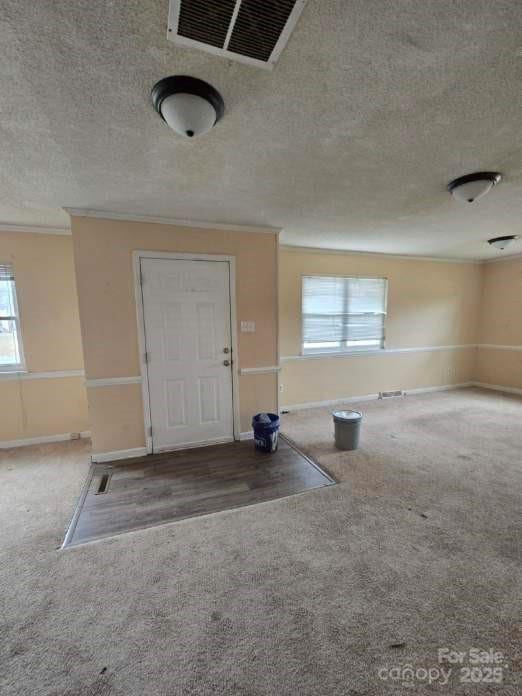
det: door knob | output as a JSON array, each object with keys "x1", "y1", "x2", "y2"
[
  {"x1": 223, "y1": 360, "x2": 231, "y2": 367},
  {"x1": 223, "y1": 347, "x2": 230, "y2": 354}
]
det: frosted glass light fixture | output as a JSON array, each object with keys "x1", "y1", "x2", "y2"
[
  {"x1": 151, "y1": 75, "x2": 224, "y2": 138},
  {"x1": 448, "y1": 172, "x2": 502, "y2": 203},
  {"x1": 487, "y1": 235, "x2": 518, "y2": 250}
]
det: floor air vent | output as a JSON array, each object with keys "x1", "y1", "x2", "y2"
[
  {"x1": 379, "y1": 390, "x2": 404, "y2": 399},
  {"x1": 168, "y1": 0, "x2": 308, "y2": 69},
  {"x1": 95, "y1": 473, "x2": 112, "y2": 495}
]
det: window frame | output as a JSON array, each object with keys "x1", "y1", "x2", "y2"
[
  {"x1": 0, "y1": 265, "x2": 26, "y2": 373},
  {"x1": 300, "y1": 274, "x2": 388, "y2": 357}
]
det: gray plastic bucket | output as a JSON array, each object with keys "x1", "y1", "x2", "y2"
[{"x1": 332, "y1": 410, "x2": 362, "y2": 450}]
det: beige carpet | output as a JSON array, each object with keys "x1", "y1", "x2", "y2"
[{"x1": 0, "y1": 388, "x2": 520, "y2": 695}]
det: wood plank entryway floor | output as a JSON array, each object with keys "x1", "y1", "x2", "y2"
[{"x1": 62, "y1": 435, "x2": 335, "y2": 547}]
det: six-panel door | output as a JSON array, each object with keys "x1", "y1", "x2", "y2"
[{"x1": 140, "y1": 258, "x2": 234, "y2": 451}]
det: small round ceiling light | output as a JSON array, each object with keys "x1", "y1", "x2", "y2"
[
  {"x1": 448, "y1": 172, "x2": 502, "y2": 203},
  {"x1": 151, "y1": 75, "x2": 224, "y2": 138},
  {"x1": 487, "y1": 235, "x2": 518, "y2": 251}
]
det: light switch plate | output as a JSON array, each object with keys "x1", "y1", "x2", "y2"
[{"x1": 240, "y1": 321, "x2": 256, "y2": 333}]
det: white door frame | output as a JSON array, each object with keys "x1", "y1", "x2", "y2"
[{"x1": 133, "y1": 250, "x2": 241, "y2": 454}]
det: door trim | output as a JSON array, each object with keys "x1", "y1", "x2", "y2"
[{"x1": 133, "y1": 251, "x2": 241, "y2": 454}]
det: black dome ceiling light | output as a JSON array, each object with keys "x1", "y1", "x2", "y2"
[
  {"x1": 151, "y1": 75, "x2": 224, "y2": 138},
  {"x1": 448, "y1": 172, "x2": 502, "y2": 203},
  {"x1": 487, "y1": 235, "x2": 519, "y2": 251}
]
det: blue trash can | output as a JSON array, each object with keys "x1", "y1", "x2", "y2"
[{"x1": 252, "y1": 413, "x2": 280, "y2": 453}]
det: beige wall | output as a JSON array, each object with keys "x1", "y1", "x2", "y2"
[
  {"x1": 3, "y1": 223, "x2": 518, "y2": 449},
  {"x1": 0, "y1": 231, "x2": 88, "y2": 442},
  {"x1": 476, "y1": 256, "x2": 522, "y2": 390},
  {"x1": 71, "y1": 216, "x2": 279, "y2": 453},
  {"x1": 279, "y1": 247, "x2": 483, "y2": 406}
]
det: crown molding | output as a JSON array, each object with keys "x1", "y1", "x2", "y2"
[
  {"x1": 282, "y1": 243, "x2": 522, "y2": 264},
  {"x1": 279, "y1": 244, "x2": 482, "y2": 264},
  {"x1": 483, "y1": 251, "x2": 522, "y2": 264},
  {"x1": 64, "y1": 208, "x2": 281, "y2": 235},
  {"x1": 0, "y1": 223, "x2": 71, "y2": 236},
  {"x1": 2, "y1": 216, "x2": 518, "y2": 262}
]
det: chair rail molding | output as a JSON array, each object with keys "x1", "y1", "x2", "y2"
[
  {"x1": 0, "y1": 369, "x2": 84, "y2": 381},
  {"x1": 281, "y1": 344, "x2": 477, "y2": 362},
  {"x1": 85, "y1": 376, "x2": 142, "y2": 388}
]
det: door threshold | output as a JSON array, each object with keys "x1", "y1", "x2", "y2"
[{"x1": 153, "y1": 436, "x2": 235, "y2": 454}]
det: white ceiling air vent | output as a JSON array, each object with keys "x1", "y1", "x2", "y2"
[{"x1": 168, "y1": 0, "x2": 308, "y2": 69}]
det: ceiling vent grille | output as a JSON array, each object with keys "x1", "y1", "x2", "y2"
[
  {"x1": 178, "y1": 0, "x2": 236, "y2": 49},
  {"x1": 168, "y1": 0, "x2": 308, "y2": 69}
]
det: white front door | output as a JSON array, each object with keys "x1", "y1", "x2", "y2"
[{"x1": 140, "y1": 257, "x2": 234, "y2": 452}]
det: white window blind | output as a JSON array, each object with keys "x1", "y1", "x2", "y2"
[
  {"x1": 302, "y1": 276, "x2": 387, "y2": 354},
  {"x1": 0, "y1": 263, "x2": 25, "y2": 370}
]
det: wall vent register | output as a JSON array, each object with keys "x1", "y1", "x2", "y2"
[
  {"x1": 168, "y1": 0, "x2": 308, "y2": 69},
  {"x1": 379, "y1": 390, "x2": 404, "y2": 399}
]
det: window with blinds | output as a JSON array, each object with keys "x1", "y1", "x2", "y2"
[
  {"x1": 0, "y1": 264, "x2": 25, "y2": 370},
  {"x1": 302, "y1": 276, "x2": 387, "y2": 354}
]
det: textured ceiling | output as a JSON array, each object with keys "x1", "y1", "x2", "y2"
[{"x1": 1, "y1": 1, "x2": 522, "y2": 259}]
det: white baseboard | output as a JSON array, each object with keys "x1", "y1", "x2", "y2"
[
  {"x1": 91, "y1": 446, "x2": 148, "y2": 463},
  {"x1": 404, "y1": 382, "x2": 474, "y2": 395},
  {"x1": 92, "y1": 435, "x2": 257, "y2": 460},
  {"x1": 281, "y1": 382, "x2": 478, "y2": 412},
  {"x1": 0, "y1": 430, "x2": 91, "y2": 449},
  {"x1": 281, "y1": 393, "x2": 380, "y2": 412},
  {"x1": 472, "y1": 382, "x2": 522, "y2": 396}
]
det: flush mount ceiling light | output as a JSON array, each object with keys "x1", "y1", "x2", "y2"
[
  {"x1": 151, "y1": 75, "x2": 224, "y2": 138},
  {"x1": 448, "y1": 172, "x2": 502, "y2": 203},
  {"x1": 487, "y1": 235, "x2": 519, "y2": 250}
]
